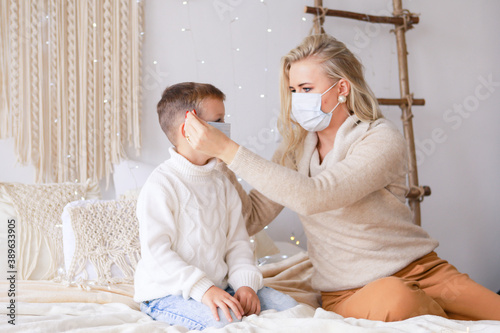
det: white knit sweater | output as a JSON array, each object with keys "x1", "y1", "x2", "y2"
[
  {"x1": 134, "y1": 147, "x2": 263, "y2": 303},
  {"x1": 224, "y1": 115, "x2": 439, "y2": 292}
]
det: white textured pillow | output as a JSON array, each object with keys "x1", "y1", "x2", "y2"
[
  {"x1": 0, "y1": 181, "x2": 100, "y2": 280},
  {"x1": 62, "y1": 199, "x2": 140, "y2": 284}
]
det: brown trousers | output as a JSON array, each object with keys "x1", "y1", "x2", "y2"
[{"x1": 321, "y1": 252, "x2": 500, "y2": 322}]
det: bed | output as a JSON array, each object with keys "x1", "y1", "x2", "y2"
[
  {"x1": 1, "y1": 162, "x2": 499, "y2": 332},
  {"x1": 2, "y1": 254, "x2": 500, "y2": 333}
]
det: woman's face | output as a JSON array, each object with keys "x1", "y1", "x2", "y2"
[{"x1": 289, "y1": 57, "x2": 339, "y2": 114}]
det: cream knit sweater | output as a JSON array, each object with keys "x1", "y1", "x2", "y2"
[
  {"x1": 134, "y1": 148, "x2": 263, "y2": 303},
  {"x1": 224, "y1": 115, "x2": 438, "y2": 292}
]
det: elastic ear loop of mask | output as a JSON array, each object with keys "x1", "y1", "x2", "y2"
[
  {"x1": 327, "y1": 101, "x2": 341, "y2": 114},
  {"x1": 322, "y1": 81, "x2": 341, "y2": 114}
]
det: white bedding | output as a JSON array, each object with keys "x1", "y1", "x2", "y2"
[
  {"x1": 1, "y1": 301, "x2": 500, "y2": 333},
  {"x1": 1, "y1": 252, "x2": 499, "y2": 333}
]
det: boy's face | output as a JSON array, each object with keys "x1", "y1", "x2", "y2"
[
  {"x1": 198, "y1": 97, "x2": 226, "y2": 124},
  {"x1": 177, "y1": 97, "x2": 225, "y2": 165}
]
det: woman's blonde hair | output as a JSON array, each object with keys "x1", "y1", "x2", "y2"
[{"x1": 278, "y1": 34, "x2": 383, "y2": 167}]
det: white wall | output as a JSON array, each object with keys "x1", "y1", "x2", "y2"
[{"x1": 2, "y1": 0, "x2": 499, "y2": 293}]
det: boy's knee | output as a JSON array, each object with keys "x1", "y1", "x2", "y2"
[{"x1": 258, "y1": 287, "x2": 299, "y2": 312}]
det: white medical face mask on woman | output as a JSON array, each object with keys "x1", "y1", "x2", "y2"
[{"x1": 291, "y1": 81, "x2": 342, "y2": 132}]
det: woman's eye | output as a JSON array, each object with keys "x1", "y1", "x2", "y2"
[
  {"x1": 303, "y1": 87, "x2": 312, "y2": 92},
  {"x1": 290, "y1": 88, "x2": 296, "y2": 93}
]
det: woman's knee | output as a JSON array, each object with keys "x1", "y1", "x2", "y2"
[{"x1": 339, "y1": 277, "x2": 445, "y2": 321}]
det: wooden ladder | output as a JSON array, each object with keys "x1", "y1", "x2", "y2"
[{"x1": 305, "y1": 0, "x2": 430, "y2": 226}]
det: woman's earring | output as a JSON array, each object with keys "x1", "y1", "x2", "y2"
[{"x1": 338, "y1": 95, "x2": 347, "y2": 103}]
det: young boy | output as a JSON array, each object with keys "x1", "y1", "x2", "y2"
[{"x1": 134, "y1": 82, "x2": 297, "y2": 330}]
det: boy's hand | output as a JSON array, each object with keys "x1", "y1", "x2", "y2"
[
  {"x1": 234, "y1": 286, "x2": 261, "y2": 316},
  {"x1": 201, "y1": 286, "x2": 244, "y2": 322}
]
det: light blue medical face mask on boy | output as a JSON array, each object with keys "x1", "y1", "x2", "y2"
[
  {"x1": 291, "y1": 81, "x2": 343, "y2": 132},
  {"x1": 207, "y1": 122, "x2": 231, "y2": 139}
]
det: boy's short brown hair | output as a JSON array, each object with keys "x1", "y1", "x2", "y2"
[{"x1": 157, "y1": 82, "x2": 225, "y2": 145}]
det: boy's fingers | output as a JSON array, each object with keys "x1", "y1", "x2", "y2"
[
  {"x1": 239, "y1": 298, "x2": 249, "y2": 315},
  {"x1": 219, "y1": 302, "x2": 233, "y2": 322},
  {"x1": 209, "y1": 303, "x2": 220, "y2": 321},
  {"x1": 235, "y1": 296, "x2": 245, "y2": 316},
  {"x1": 227, "y1": 299, "x2": 243, "y2": 320}
]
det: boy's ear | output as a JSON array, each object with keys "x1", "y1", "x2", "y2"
[{"x1": 180, "y1": 123, "x2": 186, "y2": 138}]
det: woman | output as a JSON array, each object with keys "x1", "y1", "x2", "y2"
[{"x1": 184, "y1": 34, "x2": 500, "y2": 321}]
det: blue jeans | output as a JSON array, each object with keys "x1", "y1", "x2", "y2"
[{"x1": 141, "y1": 286, "x2": 298, "y2": 330}]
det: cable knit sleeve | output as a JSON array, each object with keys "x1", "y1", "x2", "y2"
[
  {"x1": 223, "y1": 178, "x2": 263, "y2": 293},
  {"x1": 135, "y1": 180, "x2": 213, "y2": 302},
  {"x1": 227, "y1": 124, "x2": 407, "y2": 217}
]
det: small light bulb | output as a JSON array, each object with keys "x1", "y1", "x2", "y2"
[
  {"x1": 296, "y1": 240, "x2": 300, "y2": 245},
  {"x1": 267, "y1": 28, "x2": 272, "y2": 32},
  {"x1": 290, "y1": 236, "x2": 295, "y2": 241}
]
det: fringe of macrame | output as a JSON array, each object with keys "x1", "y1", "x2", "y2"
[
  {"x1": 0, "y1": 0, "x2": 144, "y2": 184},
  {"x1": 64, "y1": 199, "x2": 140, "y2": 285}
]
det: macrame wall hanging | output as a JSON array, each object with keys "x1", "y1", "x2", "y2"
[{"x1": 0, "y1": 0, "x2": 144, "y2": 184}]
